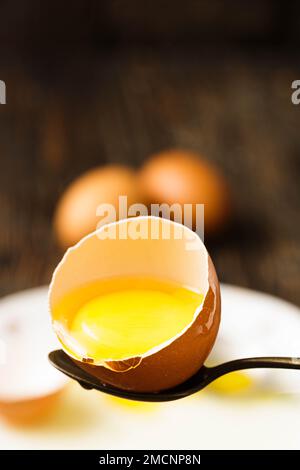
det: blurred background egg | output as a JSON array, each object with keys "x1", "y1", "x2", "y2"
[
  {"x1": 54, "y1": 165, "x2": 145, "y2": 249},
  {"x1": 138, "y1": 149, "x2": 231, "y2": 235}
]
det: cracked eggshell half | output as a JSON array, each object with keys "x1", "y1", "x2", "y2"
[{"x1": 49, "y1": 216, "x2": 221, "y2": 392}]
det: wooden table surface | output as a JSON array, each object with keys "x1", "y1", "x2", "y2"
[{"x1": 0, "y1": 46, "x2": 299, "y2": 306}]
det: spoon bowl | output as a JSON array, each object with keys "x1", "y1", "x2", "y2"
[{"x1": 49, "y1": 350, "x2": 300, "y2": 402}]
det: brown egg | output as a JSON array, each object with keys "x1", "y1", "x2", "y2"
[
  {"x1": 54, "y1": 165, "x2": 144, "y2": 248},
  {"x1": 138, "y1": 149, "x2": 230, "y2": 234},
  {"x1": 49, "y1": 216, "x2": 221, "y2": 393}
]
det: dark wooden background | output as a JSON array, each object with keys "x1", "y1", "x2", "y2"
[{"x1": 0, "y1": 1, "x2": 300, "y2": 306}]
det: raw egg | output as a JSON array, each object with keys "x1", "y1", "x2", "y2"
[
  {"x1": 54, "y1": 165, "x2": 144, "y2": 248},
  {"x1": 49, "y1": 216, "x2": 220, "y2": 392},
  {"x1": 138, "y1": 149, "x2": 230, "y2": 234}
]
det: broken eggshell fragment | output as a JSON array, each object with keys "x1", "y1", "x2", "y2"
[
  {"x1": 49, "y1": 216, "x2": 221, "y2": 392},
  {"x1": 0, "y1": 287, "x2": 68, "y2": 424}
]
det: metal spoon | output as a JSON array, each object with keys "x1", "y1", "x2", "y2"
[{"x1": 49, "y1": 350, "x2": 300, "y2": 402}]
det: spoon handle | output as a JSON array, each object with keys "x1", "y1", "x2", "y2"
[{"x1": 207, "y1": 356, "x2": 300, "y2": 382}]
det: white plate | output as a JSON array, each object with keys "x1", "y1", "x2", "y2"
[{"x1": 0, "y1": 284, "x2": 299, "y2": 450}]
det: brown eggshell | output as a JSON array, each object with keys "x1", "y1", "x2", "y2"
[
  {"x1": 0, "y1": 286, "x2": 68, "y2": 426},
  {"x1": 54, "y1": 164, "x2": 144, "y2": 248},
  {"x1": 74, "y1": 257, "x2": 220, "y2": 392},
  {"x1": 49, "y1": 216, "x2": 221, "y2": 393},
  {"x1": 138, "y1": 149, "x2": 231, "y2": 234},
  {"x1": 0, "y1": 390, "x2": 63, "y2": 425}
]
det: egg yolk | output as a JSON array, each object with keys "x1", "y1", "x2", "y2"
[
  {"x1": 53, "y1": 277, "x2": 203, "y2": 364},
  {"x1": 208, "y1": 371, "x2": 253, "y2": 395}
]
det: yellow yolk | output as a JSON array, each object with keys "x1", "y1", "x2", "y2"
[
  {"x1": 208, "y1": 371, "x2": 253, "y2": 395},
  {"x1": 71, "y1": 289, "x2": 198, "y2": 361},
  {"x1": 52, "y1": 277, "x2": 203, "y2": 363}
]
